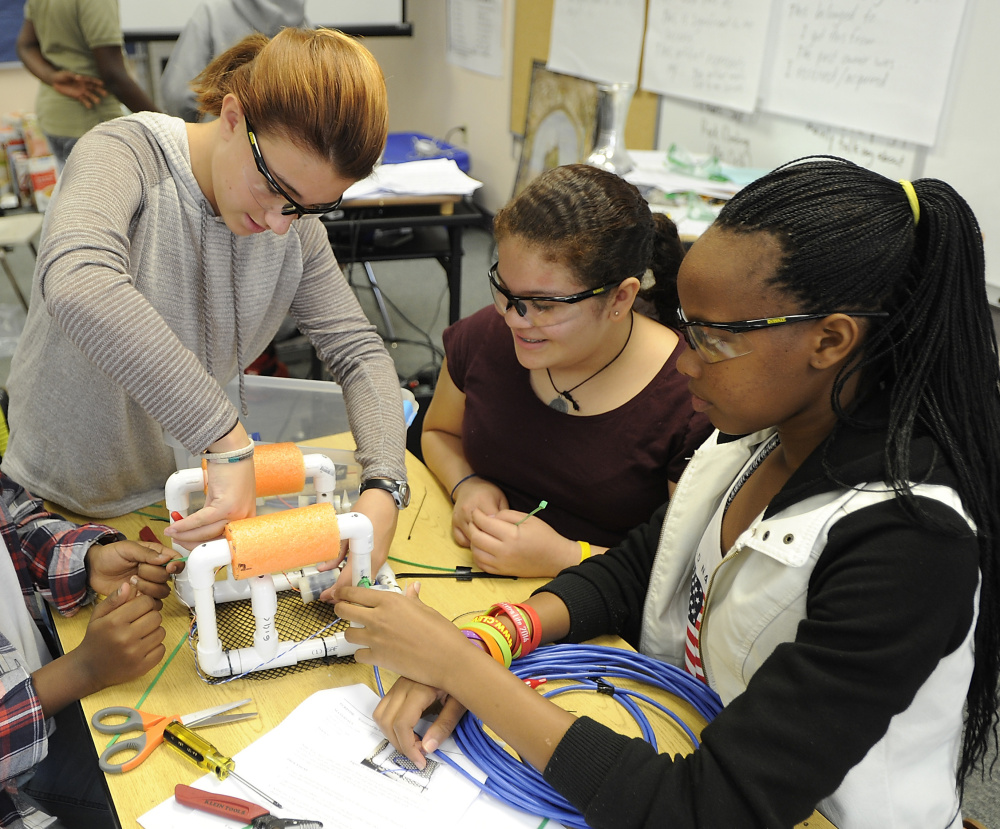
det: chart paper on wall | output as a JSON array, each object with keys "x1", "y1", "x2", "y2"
[
  {"x1": 641, "y1": 0, "x2": 774, "y2": 114},
  {"x1": 547, "y1": 0, "x2": 646, "y2": 85},
  {"x1": 760, "y1": 0, "x2": 969, "y2": 146}
]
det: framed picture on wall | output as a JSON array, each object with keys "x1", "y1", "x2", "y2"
[{"x1": 513, "y1": 60, "x2": 599, "y2": 198}]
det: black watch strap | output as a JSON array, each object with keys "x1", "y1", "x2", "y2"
[{"x1": 359, "y1": 478, "x2": 411, "y2": 509}]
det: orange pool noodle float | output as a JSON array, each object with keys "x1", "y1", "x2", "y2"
[
  {"x1": 253, "y1": 442, "x2": 306, "y2": 497},
  {"x1": 201, "y1": 442, "x2": 306, "y2": 497},
  {"x1": 226, "y1": 503, "x2": 341, "y2": 579}
]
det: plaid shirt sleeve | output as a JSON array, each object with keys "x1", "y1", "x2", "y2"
[
  {"x1": 1, "y1": 473, "x2": 122, "y2": 624},
  {"x1": 1, "y1": 628, "x2": 48, "y2": 790},
  {"x1": 1, "y1": 472, "x2": 121, "y2": 826}
]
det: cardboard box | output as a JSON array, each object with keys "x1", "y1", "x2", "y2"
[
  {"x1": 27, "y1": 155, "x2": 58, "y2": 212},
  {"x1": 7, "y1": 148, "x2": 32, "y2": 206},
  {"x1": 20, "y1": 113, "x2": 51, "y2": 158}
]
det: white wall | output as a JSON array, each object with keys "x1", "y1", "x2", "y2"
[
  {"x1": 1, "y1": 2, "x2": 520, "y2": 213},
  {"x1": 363, "y1": 1, "x2": 519, "y2": 213},
  {"x1": 0, "y1": 65, "x2": 41, "y2": 112}
]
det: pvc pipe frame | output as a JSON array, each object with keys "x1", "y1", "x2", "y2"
[
  {"x1": 167, "y1": 453, "x2": 338, "y2": 606},
  {"x1": 188, "y1": 510, "x2": 375, "y2": 678}
]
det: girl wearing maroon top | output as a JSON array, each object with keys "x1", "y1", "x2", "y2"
[{"x1": 421, "y1": 164, "x2": 712, "y2": 577}]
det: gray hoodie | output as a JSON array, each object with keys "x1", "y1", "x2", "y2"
[
  {"x1": 3, "y1": 112, "x2": 405, "y2": 517},
  {"x1": 160, "y1": 0, "x2": 309, "y2": 121}
]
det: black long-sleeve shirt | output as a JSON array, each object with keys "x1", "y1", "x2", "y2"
[{"x1": 536, "y1": 425, "x2": 979, "y2": 828}]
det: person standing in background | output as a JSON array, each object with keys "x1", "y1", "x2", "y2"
[
  {"x1": 160, "y1": 0, "x2": 308, "y2": 122},
  {"x1": 16, "y1": 0, "x2": 159, "y2": 170}
]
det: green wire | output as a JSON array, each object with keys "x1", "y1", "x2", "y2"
[
  {"x1": 515, "y1": 499, "x2": 547, "y2": 526},
  {"x1": 132, "y1": 509, "x2": 169, "y2": 522},
  {"x1": 387, "y1": 555, "x2": 454, "y2": 572},
  {"x1": 103, "y1": 630, "x2": 187, "y2": 750}
]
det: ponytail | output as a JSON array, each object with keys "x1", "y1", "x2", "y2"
[{"x1": 716, "y1": 156, "x2": 1000, "y2": 783}]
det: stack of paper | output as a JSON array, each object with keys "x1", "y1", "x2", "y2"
[{"x1": 344, "y1": 158, "x2": 483, "y2": 200}]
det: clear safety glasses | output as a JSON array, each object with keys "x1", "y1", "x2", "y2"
[
  {"x1": 488, "y1": 263, "x2": 624, "y2": 327},
  {"x1": 676, "y1": 306, "x2": 888, "y2": 363}
]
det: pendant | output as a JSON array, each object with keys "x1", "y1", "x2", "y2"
[{"x1": 548, "y1": 396, "x2": 569, "y2": 413}]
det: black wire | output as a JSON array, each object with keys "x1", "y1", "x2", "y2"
[
  {"x1": 347, "y1": 274, "x2": 447, "y2": 371},
  {"x1": 393, "y1": 570, "x2": 517, "y2": 581},
  {"x1": 330, "y1": 211, "x2": 447, "y2": 380}
]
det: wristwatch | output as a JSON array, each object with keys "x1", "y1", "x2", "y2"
[{"x1": 359, "y1": 478, "x2": 411, "y2": 509}]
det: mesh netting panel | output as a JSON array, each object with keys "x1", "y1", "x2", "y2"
[{"x1": 196, "y1": 592, "x2": 353, "y2": 683}]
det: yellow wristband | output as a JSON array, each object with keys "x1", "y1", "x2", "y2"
[{"x1": 579, "y1": 541, "x2": 592, "y2": 561}]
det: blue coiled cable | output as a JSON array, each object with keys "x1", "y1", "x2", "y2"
[{"x1": 407, "y1": 643, "x2": 723, "y2": 829}]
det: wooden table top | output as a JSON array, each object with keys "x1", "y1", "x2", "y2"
[{"x1": 51, "y1": 434, "x2": 833, "y2": 829}]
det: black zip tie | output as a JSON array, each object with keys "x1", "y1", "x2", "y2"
[
  {"x1": 595, "y1": 678, "x2": 616, "y2": 696},
  {"x1": 392, "y1": 566, "x2": 517, "y2": 581}
]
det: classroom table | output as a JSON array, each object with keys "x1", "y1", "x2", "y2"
[
  {"x1": 323, "y1": 195, "x2": 488, "y2": 331},
  {"x1": 50, "y1": 434, "x2": 835, "y2": 829}
]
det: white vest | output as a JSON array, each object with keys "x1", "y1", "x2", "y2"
[{"x1": 641, "y1": 429, "x2": 976, "y2": 829}]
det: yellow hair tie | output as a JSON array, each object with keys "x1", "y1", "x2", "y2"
[{"x1": 899, "y1": 179, "x2": 920, "y2": 226}]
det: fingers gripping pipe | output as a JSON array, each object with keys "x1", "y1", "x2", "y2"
[
  {"x1": 166, "y1": 445, "x2": 339, "y2": 606},
  {"x1": 187, "y1": 507, "x2": 374, "y2": 678}
]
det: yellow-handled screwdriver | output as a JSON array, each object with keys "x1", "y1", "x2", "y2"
[{"x1": 163, "y1": 722, "x2": 282, "y2": 810}]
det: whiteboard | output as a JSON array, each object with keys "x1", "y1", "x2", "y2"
[
  {"x1": 654, "y1": 0, "x2": 1000, "y2": 293},
  {"x1": 120, "y1": 0, "x2": 408, "y2": 38}
]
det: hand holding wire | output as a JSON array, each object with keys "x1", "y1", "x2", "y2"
[
  {"x1": 450, "y1": 478, "x2": 508, "y2": 547},
  {"x1": 337, "y1": 582, "x2": 476, "y2": 692},
  {"x1": 467, "y1": 509, "x2": 580, "y2": 578},
  {"x1": 371, "y1": 677, "x2": 467, "y2": 770},
  {"x1": 86, "y1": 540, "x2": 181, "y2": 600},
  {"x1": 76, "y1": 579, "x2": 166, "y2": 688}
]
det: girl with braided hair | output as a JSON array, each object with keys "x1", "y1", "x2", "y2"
[{"x1": 339, "y1": 156, "x2": 1000, "y2": 829}]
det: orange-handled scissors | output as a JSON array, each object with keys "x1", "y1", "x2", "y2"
[{"x1": 92, "y1": 698, "x2": 256, "y2": 773}]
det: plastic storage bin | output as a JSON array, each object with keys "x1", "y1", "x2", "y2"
[
  {"x1": 166, "y1": 375, "x2": 417, "y2": 516},
  {"x1": 168, "y1": 374, "x2": 416, "y2": 467}
]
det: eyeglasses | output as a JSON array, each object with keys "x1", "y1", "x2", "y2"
[
  {"x1": 677, "y1": 306, "x2": 889, "y2": 363},
  {"x1": 488, "y1": 263, "x2": 624, "y2": 327},
  {"x1": 245, "y1": 116, "x2": 343, "y2": 216}
]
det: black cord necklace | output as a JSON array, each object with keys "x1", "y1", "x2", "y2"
[{"x1": 547, "y1": 311, "x2": 634, "y2": 413}]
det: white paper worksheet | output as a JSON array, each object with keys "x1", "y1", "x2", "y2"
[{"x1": 139, "y1": 685, "x2": 490, "y2": 829}]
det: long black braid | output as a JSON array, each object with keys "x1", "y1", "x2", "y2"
[{"x1": 715, "y1": 156, "x2": 1000, "y2": 785}]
